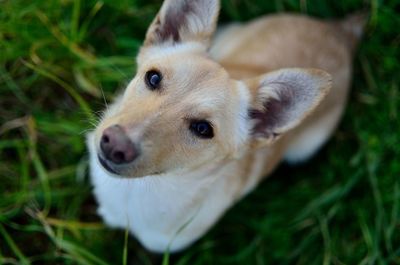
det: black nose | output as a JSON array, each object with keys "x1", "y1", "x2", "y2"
[{"x1": 100, "y1": 125, "x2": 138, "y2": 164}]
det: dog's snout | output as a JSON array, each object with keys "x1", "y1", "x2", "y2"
[{"x1": 100, "y1": 125, "x2": 138, "y2": 164}]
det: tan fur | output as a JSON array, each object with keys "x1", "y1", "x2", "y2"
[
  {"x1": 212, "y1": 14, "x2": 354, "y2": 168},
  {"x1": 88, "y1": 0, "x2": 364, "y2": 252}
]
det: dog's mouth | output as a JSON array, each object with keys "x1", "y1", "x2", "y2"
[
  {"x1": 97, "y1": 155, "x2": 121, "y2": 175},
  {"x1": 97, "y1": 154, "x2": 165, "y2": 178}
]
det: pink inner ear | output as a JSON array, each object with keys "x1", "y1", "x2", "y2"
[
  {"x1": 155, "y1": 1, "x2": 194, "y2": 43},
  {"x1": 248, "y1": 84, "x2": 295, "y2": 138},
  {"x1": 146, "y1": 0, "x2": 219, "y2": 46}
]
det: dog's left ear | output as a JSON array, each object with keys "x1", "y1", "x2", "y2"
[
  {"x1": 144, "y1": 0, "x2": 220, "y2": 47},
  {"x1": 244, "y1": 68, "x2": 332, "y2": 145}
]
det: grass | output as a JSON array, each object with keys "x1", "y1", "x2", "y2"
[{"x1": 0, "y1": 0, "x2": 399, "y2": 264}]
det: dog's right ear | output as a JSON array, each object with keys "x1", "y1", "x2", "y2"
[
  {"x1": 244, "y1": 68, "x2": 332, "y2": 145},
  {"x1": 144, "y1": 0, "x2": 220, "y2": 47}
]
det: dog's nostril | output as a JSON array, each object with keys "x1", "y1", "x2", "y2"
[
  {"x1": 112, "y1": 151, "x2": 125, "y2": 164},
  {"x1": 102, "y1": 135, "x2": 110, "y2": 144}
]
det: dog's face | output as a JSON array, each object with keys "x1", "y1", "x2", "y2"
[
  {"x1": 88, "y1": 0, "x2": 331, "y2": 178},
  {"x1": 93, "y1": 44, "x2": 250, "y2": 177}
]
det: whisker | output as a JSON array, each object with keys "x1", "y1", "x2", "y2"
[{"x1": 99, "y1": 83, "x2": 109, "y2": 110}]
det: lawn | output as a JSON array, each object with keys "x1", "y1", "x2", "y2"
[{"x1": 1, "y1": 0, "x2": 399, "y2": 264}]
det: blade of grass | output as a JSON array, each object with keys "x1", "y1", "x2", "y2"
[
  {"x1": 0, "y1": 68, "x2": 29, "y2": 104},
  {"x1": 318, "y1": 214, "x2": 332, "y2": 265},
  {"x1": 385, "y1": 181, "x2": 399, "y2": 253},
  {"x1": 26, "y1": 117, "x2": 51, "y2": 216},
  {"x1": 294, "y1": 169, "x2": 362, "y2": 223},
  {"x1": 77, "y1": 1, "x2": 104, "y2": 42},
  {"x1": 36, "y1": 11, "x2": 97, "y2": 64},
  {"x1": 366, "y1": 151, "x2": 384, "y2": 263},
  {"x1": 32, "y1": 210, "x2": 110, "y2": 265},
  {"x1": 71, "y1": 0, "x2": 81, "y2": 42},
  {"x1": 23, "y1": 61, "x2": 94, "y2": 120},
  {"x1": 122, "y1": 227, "x2": 129, "y2": 265},
  {"x1": 162, "y1": 206, "x2": 202, "y2": 265},
  {"x1": 56, "y1": 238, "x2": 111, "y2": 265},
  {"x1": 0, "y1": 223, "x2": 30, "y2": 265},
  {"x1": 44, "y1": 217, "x2": 104, "y2": 230},
  {"x1": 358, "y1": 211, "x2": 377, "y2": 265}
]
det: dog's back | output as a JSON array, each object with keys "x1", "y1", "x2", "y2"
[
  {"x1": 211, "y1": 13, "x2": 364, "y2": 78},
  {"x1": 211, "y1": 14, "x2": 365, "y2": 170}
]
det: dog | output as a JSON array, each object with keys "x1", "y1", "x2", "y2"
[{"x1": 87, "y1": 0, "x2": 365, "y2": 253}]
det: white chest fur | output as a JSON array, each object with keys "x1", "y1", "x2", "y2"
[{"x1": 88, "y1": 133, "x2": 256, "y2": 252}]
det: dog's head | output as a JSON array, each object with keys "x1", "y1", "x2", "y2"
[{"x1": 89, "y1": 0, "x2": 331, "y2": 178}]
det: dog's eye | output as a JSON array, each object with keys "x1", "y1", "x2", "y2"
[
  {"x1": 145, "y1": 70, "x2": 162, "y2": 90},
  {"x1": 189, "y1": 120, "x2": 214, "y2": 139}
]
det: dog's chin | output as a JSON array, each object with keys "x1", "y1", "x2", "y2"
[
  {"x1": 97, "y1": 155, "x2": 119, "y2": 175},
  {"x1": 97, "y1": 155, "x2": 164, "y2": 179}
]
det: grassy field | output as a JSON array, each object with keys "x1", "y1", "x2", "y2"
[{"x1": 1, "y1": 0, "x2": 399, "y2": 264}]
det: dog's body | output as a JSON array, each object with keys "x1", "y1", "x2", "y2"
[{"x1": 88, "y1": 0, "x2": 364, "y2": 253}]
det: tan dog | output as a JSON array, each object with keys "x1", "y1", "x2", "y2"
[{"x1": 87, "y1": 0, "x2": 365, "y2": 252}]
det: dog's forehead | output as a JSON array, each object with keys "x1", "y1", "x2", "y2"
[
  {"x1": 140, "y1": 44, "x2": 228, "y2": 84},
  {"x1": 135, "y1": 44, "x2": 233, "y2": 115},
  {"x1": 148, "y1": 55, "x2": 224, "y2": 83},
  {"x1": 166, "y1": 59, "x2": 230, "y2": 111},
  {"x1": 140, "y1": 54, "x2": 229, "y2": 97}
]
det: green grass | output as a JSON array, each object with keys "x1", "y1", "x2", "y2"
[{"x1": 1, "y1": 0, "x2": 399, "y2": 264}]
